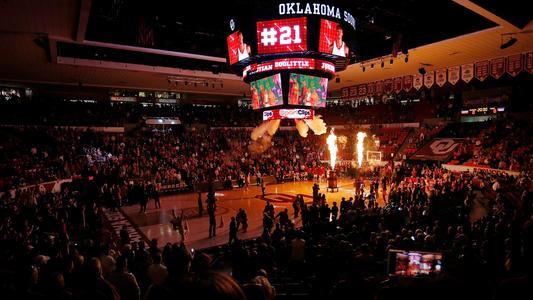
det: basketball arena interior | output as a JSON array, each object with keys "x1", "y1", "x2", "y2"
[{"x1": 0, "y1": 1, "x2": 532, "y2": 299}]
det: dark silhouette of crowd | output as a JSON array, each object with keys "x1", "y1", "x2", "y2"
[{"x1": 0, "y1": 96, "x2": 532, "y2": 299}]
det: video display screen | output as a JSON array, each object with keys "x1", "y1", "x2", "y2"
[
  {"x1": 256, "y1": 17, "x2": 307, "y2": 54},
  {"x1": 318, "y1": 19, "x2": 349, "y2": 57},
  {"x1": 388, "y1": 250, "x2": 443, "y2": 277},
  {"x1": 227, "y1": 30, "x2": 252, "y2": 65},
  {"x1": 250, "y1": 73, "x2": 283, "y2": 110},
  {"x1": 288, "y1": 73, "x2": 328, "y2": 107}
]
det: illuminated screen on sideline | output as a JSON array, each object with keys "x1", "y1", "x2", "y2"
[
  {"x1": 319, "y1": 19, "x2": 349, "y2": 57},
  {"x1": 388, "y1": 250, "x2": 443, "y2": 277},
  {"x1": 250, "y1": 74, "x2": 283, "y2": 109},
  {"x1": 288, "y1": 73, "x2": 327, "y2": 107},
  {"x1": 227, "y1": 30, "x2": 252, "y2": 65}
]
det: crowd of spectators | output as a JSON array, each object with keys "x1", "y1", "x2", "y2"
[
  {"x1": 0, "y1": 96, "x2": 455, "y2": 128},
  {"x1": 1, "y1": 96, "x2": 532, "y2": 299},
  {"x1": 0, "y1": 98, "x2": 258, "y2": 127},
  {"x1": 2, "y1": 158, "x2": 531, "y2": 299},
  {"x1": 0, "y1": 126, "x2": 329, "y2": 192},
  {"x1": 447, "y1": 119, "x2": 533, "y2": 175}
]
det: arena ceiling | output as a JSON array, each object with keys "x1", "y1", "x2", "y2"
[{"x1": 0, "y1": 0, "x2": 531, "y2": 99}]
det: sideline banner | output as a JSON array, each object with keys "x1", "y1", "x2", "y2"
[
  {"x1": 410, "y1": 138, "x2": 463, "y2": 161},
  {"x1": 442, "y1": 164, "x2": 520, "y2": 177}
]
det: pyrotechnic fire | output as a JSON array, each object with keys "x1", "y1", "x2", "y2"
[
  {"x1": 326, "y1": 129, "x2": 338, "y2": 169},
  {"x1": 356, "y1": 131, "x2": 366, "y2": 167}
]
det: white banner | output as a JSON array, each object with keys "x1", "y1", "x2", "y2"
[
  {"x1": 448, "y1": 66, "x2": 460, "y2": 85},
  {"x1": 413, "y1": 74, "x2": 423, "y2": 90},
  {"x1": 461, "y1": 63, "x2": 474, "y2": 83},
  {"x1": 424, "y1": 71, "x2": 435, "y2": 89},
  {"x1": 435, "y1": 69, "x2": 447, "y2": 87}
]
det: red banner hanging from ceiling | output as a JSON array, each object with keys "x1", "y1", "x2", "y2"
[
  {"x1": 490, "y1": 57, "x2": 506, "y2": 79},
  {"x1": 393, "y1": 77, "x2": 403, "y2": 93},
  {"x1": 357, "y1": 84, "x2": 367, "y2": 96},
  {"x1": 461, "y1": 63, "x2": 474, "y2": 83},
  {"x1": 375, "y1": 81, "x2": 383, "y2": 95},
  {"x1": 403, "y1": 75, "x2": 413, "y2": 92},
  {"x1": 475, "y1": 60, "x2": 490, "y2": 81},
  {"x1": 349, "y1": 86, "x2": 357, "y2": 98},
  {"x1": 341, "y1": 87, "x2": 349, "y2": 99},
  {"x1": 367, "y1": 82, "x2": 375, "y2": 96},
  {"x1": 506, "y1": 54, "x2": 523, "y2": 77},
  {"x1": 525, "y1": 52, "x2": 533, "y2": 74},
  {"x1": 384, "y1": 79, "x2": 393, "y2": 94}
]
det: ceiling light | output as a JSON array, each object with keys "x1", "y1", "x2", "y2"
[
  {"x1": 500, "y1": 36, "x2": 517, "y2": 49},
  {"x1": 418, "y1": 67, "x2": 426, "y2": 75},
  {"x1": 404, "y1": 55, "x2": 408, "y2": 63}
]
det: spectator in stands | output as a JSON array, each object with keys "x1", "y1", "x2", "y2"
[
  {"x1": 252, "y1": 269, "x2": 276, "y2": 300},
  {"x1": 78, "y1": 258, "x2": 120, "y2": 300},
  {"x1": 105, "y1": 256, "x2": 140, "y2": 300}
]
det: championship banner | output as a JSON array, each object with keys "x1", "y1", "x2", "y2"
[
  {"x1": 526, "y1": 52, "x2": 533, "y2": 74},
  {"x1": 357, "y1": 84, "x2": 367, "y2": 96},
  {"x1": 367, "y1": 82, "x2": 375, "y2": 96},
  {"x1": 475, "y1": 60, "x2": 490, "y2": 82},
  {"x1": 424, "y1": 71, "x2": 435, "y2": 89},
  {"x1": 375, "y1": 81, "x2": 383, "y2": 95},
  {"x1": 448, "y1": 66, "x2": 460, "y2": 85},
  {"x1": 384, "y1": 79, "x2": 393, "y2": 94},
  {"x1": 490, "y1": 57, "x2": 505, "y2": 79},
  {"x1": 461, "y1": 63, "x2": 474, "y2": 83},
  {"x1": 403, "y1": 75, "x2": 413, "y2": 92},
  {"x1": 410, "y1": 138, "x2": 463, "y2": 161},
  {"x1": 341, "y1": 87, "x2": 349, "y2": 99},
  {"x1": 349, "y1": 86, "x2": 357, "y2": 98},
  {"x1": 393, "y1": 77, "x2": 403, "y2": 93},
  {"x1": 435, "y1": 69, "x2": 447, "y2": 87},
  {"x1": 413, "y1": 74, "x2": 423, "y2": 90},
  {"x1": 506, "y1": 54, "x2": 523, "y2": 77}
]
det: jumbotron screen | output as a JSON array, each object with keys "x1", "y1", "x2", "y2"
[
  {"x1": 250, "y1": 73, "x2": 283, "y2": 109},
  {"x1": 227, "y1": 31, "x2": 251, "y2": 65},
  {"x1": 319, "y1": 19, "x2": 349, "y2": 57},
  {"x1": 226, "y1": 3, "x2": 357, "y2": 68},
  {"x1": 288, "y1": 73, "x2": 328, "y2": 108},
  {"x1": 256, "y1": 17, "x2": 307, "y2": 54}
]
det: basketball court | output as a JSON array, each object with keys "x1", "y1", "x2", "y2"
[{"x1": 120, "y1": 178, "x2": 385, "y2": 250}]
